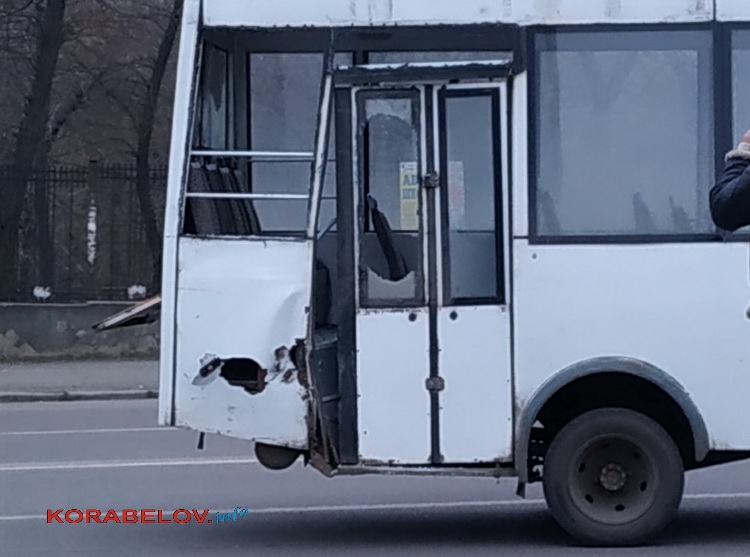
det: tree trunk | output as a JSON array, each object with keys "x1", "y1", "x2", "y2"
[
  {"x1": 136, "y1": 150, "x2": 162, "y2": 292},
  {"x1": 35, "y1": 142, "x2": 55, "y2": 291},
  {"x1": 0, "y1": 0, "x2": 66, "y2": 299},
  {"x1": 135, "y1": 0, "x2": 183, "y2": 292}
]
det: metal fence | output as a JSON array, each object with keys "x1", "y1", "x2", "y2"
[{"x1": 2, "y1": 163, "x2": 167, "y2": 303}]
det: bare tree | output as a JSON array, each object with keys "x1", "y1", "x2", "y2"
[
  {"x1": 98, "y1": 0, "x2": 183, "y2": 289},
  {"x1": 0, "y1": 0, "x2": 67, "y2": 298},
  {"x1": 134, "y1": 0, "x2": 183, "y2": 289},
  {"x1": 0, "y1": 0, "x2": 113, "y2": 293}
]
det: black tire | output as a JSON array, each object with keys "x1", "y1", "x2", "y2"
[{"x1": 543, "y1": 408, "x2": 684, "y2": 547}]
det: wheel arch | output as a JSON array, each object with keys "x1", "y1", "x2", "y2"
[{"x1": 515, "y1": 356, "x2": 710, "y2": 484}]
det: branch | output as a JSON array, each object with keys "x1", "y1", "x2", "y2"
[
  {"x1": 3, "y1": 0, "x2": 35, "y2": 16},
  {"x1": 47, "y1": 64, "x2": 115, "y2": 143},
  {"x1": 136, "y1": 0, "x2": 183, "y2": 140}
]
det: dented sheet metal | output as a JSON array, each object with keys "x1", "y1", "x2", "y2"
[{"x1": 173, "y1": 237, "x2": 313, "y2": 449}]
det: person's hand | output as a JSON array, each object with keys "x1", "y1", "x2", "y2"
[{"x1": 727, "y1": 129, "x2": 750, "y2": 160}]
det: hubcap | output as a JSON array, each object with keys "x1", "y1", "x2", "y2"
[
  {"x1": 599, "y1": 463, "x2": 627, "y2": 492},
  {"x1": 568, "y1": 436, "x2": 657, "y2": 525}
]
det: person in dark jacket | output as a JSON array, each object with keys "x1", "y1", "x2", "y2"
[
  {"x1": 711, "y1": 131, "x2": 750, "y2": 319},
  {"x1": 710, "y1": 129, "x2": 750, "y2": 231}
]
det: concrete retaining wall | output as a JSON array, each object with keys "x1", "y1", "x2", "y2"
[{"x1": 0, "y1": 303, "x2": 159, "y2": 361}]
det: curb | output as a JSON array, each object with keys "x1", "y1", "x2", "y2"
[{"x1": 0, "y1": 389, "x2": 158, "y2": 403}]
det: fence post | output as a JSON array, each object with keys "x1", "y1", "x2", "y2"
[
  {"x1": 35, "y1": 166, "x2": 55, "y2": 300},
  {"x1": 85, "y1": 160, "x2": 100, "y2": 299}
]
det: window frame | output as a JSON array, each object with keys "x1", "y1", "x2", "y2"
[
  {"x1": 218, "y1": 26, "x2": 523, "y2": 239},
  {"x1": 355, "y1": 87, "x2": 427, "y2": 309},
  {"x1": 245, "y1": 51, "x2": 353, "y2": 236},
  {"x1": 438, "y1": 87, "x2": 505, "y2": 307},
  {"x1": 722, "y1": 24, "x2": 750, "y2": 242},
  {"x1": 527, "y1": 23, "x2": 722, "y2": 245}
]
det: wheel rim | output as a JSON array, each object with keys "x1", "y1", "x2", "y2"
[{"x1": 567, "y1": 434, "x2": 658, "y2": 526}]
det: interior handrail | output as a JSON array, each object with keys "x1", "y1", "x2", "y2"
[
  {"x1": 185, "y1": 192, "x2": 309, "y2": 200},
  {"x1": 191, "y1": 150, "x2": 314, "y2": 160}
]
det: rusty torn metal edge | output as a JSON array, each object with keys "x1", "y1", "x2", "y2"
[
  {"x1": 92, "y1": 295, "x2": 162, "y2": 332},
  {"x1": 335, "y1": 463, "x2": 516, "y2": 478}
]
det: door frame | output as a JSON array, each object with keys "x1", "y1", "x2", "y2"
[
  {"x1": 333, "y1": 61, "x2": 513, "y2": 465},
  {"x1": 431, "y1": 81, "x2": 513, "y2": 463},
  {"x1": 351, "y1": 83, "x2": 432, "y2": 464},
  {"x1": 433, "y1": 82, "x2": 508, "y2": 308}
]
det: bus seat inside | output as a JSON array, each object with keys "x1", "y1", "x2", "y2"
[
  {"x1": 367, "y1": 193, "x2": 409, "y2": 281},
  {"x1": 184, "y1": 160, "x2": 262, "y2": 236}
]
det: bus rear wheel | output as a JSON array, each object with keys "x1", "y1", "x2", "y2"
[{"x1": 542, "y1": 408, "x2": 684, "y2": 546}]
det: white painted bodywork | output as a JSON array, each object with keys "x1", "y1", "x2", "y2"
[
  {"x1": 435, "y1": 82, "x2": 513, "y2": 463},
  {"x1": 357, "y1": 309, "x2": 432, "y2": 462},
  {"x1": 506, "y1": 74, "x2": 750, "y2": 454},
  {"x1": 173, "y1": 237, "x2": 312, "y2": 448},
  {"x1": 159, "y1": 0, "x2": 201, "y2": 426},
  {"x1": 505, "y1": 74, "x2": 750, "y2": 453},
  {"x1": 717, "y1": 0, "x2": 750, "y2": 21},
  {"x1": 511, "y1": 73, "x2": 528, "y2": 241},
  {"x1": 512, "y1": 242, "x2": 750, "y2": 450},
  {"x1": 438, "y1": 306, "x2": 512, "y2": 461},
  {"x1": 203, "y1": 0, "x2": 713, "y2": 27}
]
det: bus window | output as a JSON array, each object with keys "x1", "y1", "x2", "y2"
[
  {"x1": 250, "y1": 53, "x2": 332, "y2": 152},
  {"x1": 183, "y1": 159, "x2": 265, "y2": 237},
  {"x1": 246, "y1": 54, "x2": 328, "y2": 235},
  {"x1": 183, "y1": 48, "x2": 349, "y2": 238},
  {"x1": 249, "y1": 53, "x2": 350, "y2": 235},
  {"x1": 732, "y1": 30, "x2": 750, "y2": 152},
  {"x1": 194, "y1": 45, "x2": 229, "y2": 150},
  {"x1": 358, "y1": 93, "x2": 424, "y2": 306},
  {"x1": 440, "y1": 92, "x2": 502, "y2": 303},
  {"x1": 730, "y1": 29, "x2": 750, "y2": 239},
  {"x1": 183, "y1": 155, "x2": 312, "y2": 237},
  {"x1": 534, "y1": 30, "x2": 714, "y2": 238}
]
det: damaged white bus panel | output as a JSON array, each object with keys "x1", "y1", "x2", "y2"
[{"x1": 154, "y1": 0, "x2": 750, "y2": 547}]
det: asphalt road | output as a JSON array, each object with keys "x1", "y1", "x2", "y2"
[{"x1": 1, "y1": 400, "x2": 750, "y2": 556}]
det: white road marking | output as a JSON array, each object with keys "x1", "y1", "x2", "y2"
[
  {"x1": 0, "y1": 457, "x2": 257, "y2": 472},
  {"x1": 1, "y1": 515, "x2": 49, "y2": 522},
  {"x1": 0, "y1": 500, "x2": 543, "y2": 522},
  {"x1": 239, "y1": 499, "x2": 546, "y2": 514},
  {"x1": 1, "y1": 493, "x2": 749, "y2": 522},
  {"x1": 682, "y1": 492, "x2": 750, "y2": 501},
  {"x1": 0, "y1": 427, "x2": 171, "y2": 436}
]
